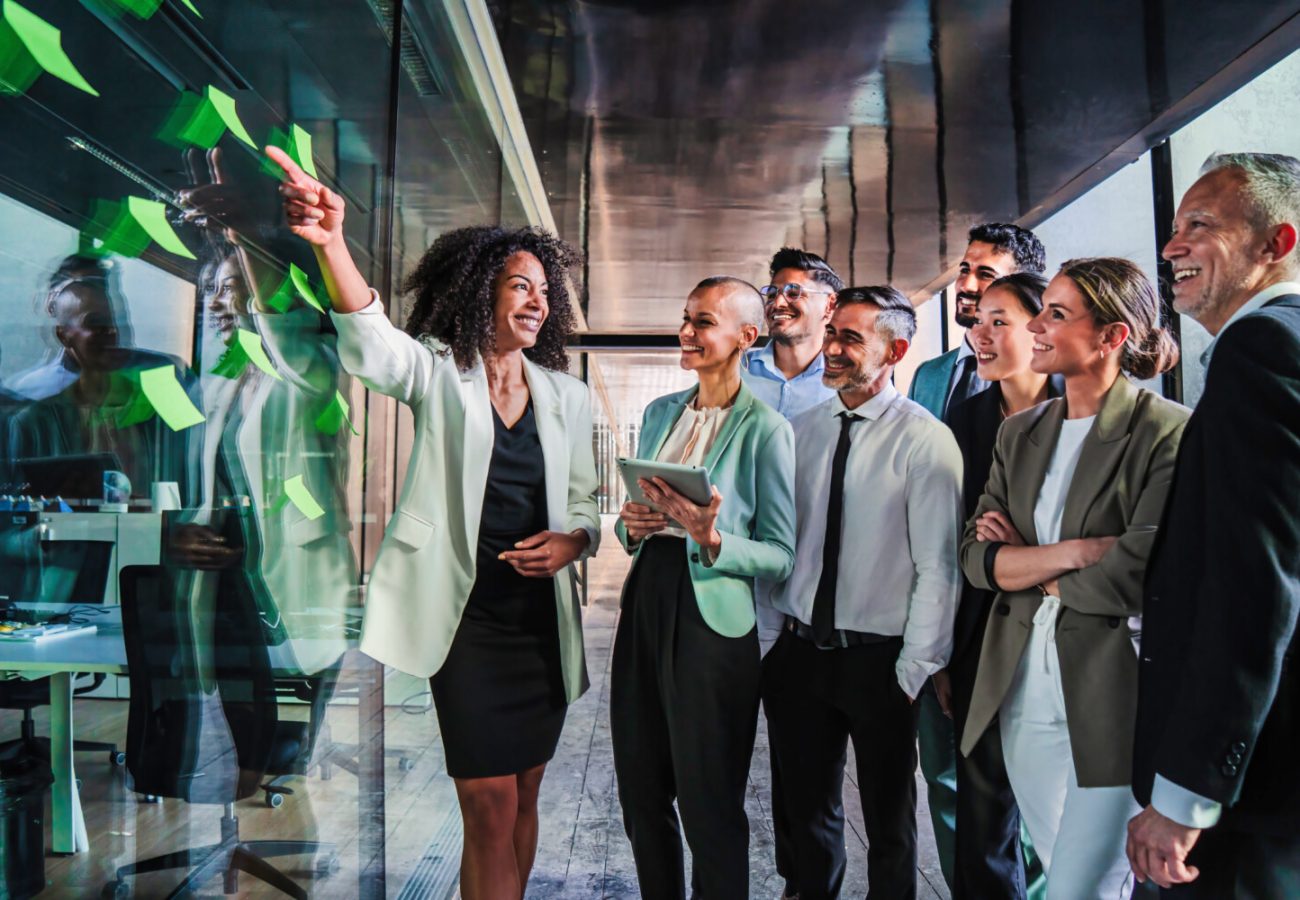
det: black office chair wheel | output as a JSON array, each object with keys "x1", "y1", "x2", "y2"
[
  {"x1": 109, "y1": 750, "x2": 126, "y2": 766},
  {"x1": 265, "y1": 790, "x2": 285, "y2": 809},
  {"x1": 101, "y1": 880, "x2": 129, "y2": 899},
  {"x1": 398, "y1": 756, "x2": 414, "y2": 772},
  {"x1": 315, "y1": 852, "x2": 341, "y2": 876}
]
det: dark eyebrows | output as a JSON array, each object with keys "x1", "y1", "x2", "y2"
[
  {"x1": 506, "y1": 273, "x2": 545, "y2": 288},
  {"x1": 976, "y1": 266, "x2": 1000, "y2": 278},
  {"x1": 836, "y1": 327, "x2": 866, "y2": 342}
]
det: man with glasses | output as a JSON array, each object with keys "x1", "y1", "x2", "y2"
[
  {"x1": 744, "y1": 247, "x2": 842, "y2": 899},
  {"x1": 904, "y1": 222, "x2": 1046, "y2": 896}
]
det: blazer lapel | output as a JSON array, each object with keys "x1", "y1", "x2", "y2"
[
  {"x1": 1059, "y1": 377, "x2": 1138, "y2": 540},
  {"x1": 460, "y1": 361, "x2": 493, "y2": 545},
  {"x1": 1010, "y1": 400, "x2": 1065, "y2": 547},
  {"x1": 702, "y1": 383, "x2": 755, "y2": 472},
  {"x1": 641, "y1": 387, "x2": 694, "y2": 461},
  {"x1": 523, "y1": 358, "x2": 569, "y2": 532}
]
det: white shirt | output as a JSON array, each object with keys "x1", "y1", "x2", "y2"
[
  {"x1": 771, "y1": 384, "x2": 964, "y2": 697},
  {"x1": 1198, "y1": 281, "x2": 1300, "y2": 370},
  {"x1": 653, "y1": 402, "x2": 733, "y2": 541},
  {"x1": 1034, "y1": 416, "x2": 1095, "y2": 547}
]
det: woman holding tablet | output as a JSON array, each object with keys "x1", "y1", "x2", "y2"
[
  {"x1": 268, "y1": 147, "x2": 599, "y2": 900},
  {"x1": 614, "y1": 276, "x2": 797, "y2": 899}
]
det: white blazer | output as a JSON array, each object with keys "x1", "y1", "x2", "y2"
[{"x1": 332, "y1": 295, "x2": 600, "y2": 701}]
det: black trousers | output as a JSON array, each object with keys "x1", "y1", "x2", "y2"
[
  {"x1": 950, "y1": 648, "x2": 1032, "y2": 900},
  {"x1": 1160, "y1": 825, "x2": 1300, "y2": 899},
  {"x1": 763, "y1": 628, "x2": 920, "y2": 899},
  {"x1": 610, "y1": 538, "x2": 761, "y2": 900},
  {"x1": 765, "y1": 699, "x2": 799, "y2": 896}
]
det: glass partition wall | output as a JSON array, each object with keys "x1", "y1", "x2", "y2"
[{"x1": 0, "y1": 1, "x2": 541, "y2": 897}]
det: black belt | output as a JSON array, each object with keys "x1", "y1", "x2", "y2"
[{"x1": 785, "y1": 616, "x2": 896, "y2": 649}]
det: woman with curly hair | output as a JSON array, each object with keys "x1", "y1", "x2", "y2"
[{"x1": 268, "y1": 147, "x2": 599, "y2": 899}]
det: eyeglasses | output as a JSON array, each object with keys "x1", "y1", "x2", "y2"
[{"x1": 759, "y1": 283, "x2": 835, "y2": 304}]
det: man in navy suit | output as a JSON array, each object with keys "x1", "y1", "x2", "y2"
[
  {"x1": 906, "y1": 222, "x2": 1045, "y2": 896},
  {"x1": 1128, "y1": 153, "x2": 1300, "y2": 896}
]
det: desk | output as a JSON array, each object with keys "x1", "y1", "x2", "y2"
[{"x1": 0, "y1": 605, "x2": 356, "y2": 854}]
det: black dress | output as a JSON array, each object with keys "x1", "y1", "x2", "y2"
[{"x1": 430, "y1": 401, "x2": 567, "y2": 779}]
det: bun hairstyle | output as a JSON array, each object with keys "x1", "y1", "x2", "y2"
[{"x1": 1058, "y1": 257, "x2": 1180, "y2": 380}]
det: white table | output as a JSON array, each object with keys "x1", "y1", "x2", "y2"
[
  {"x1": 0, "y1": 612, "x2": 126, "y2": 854},
  {"x1": 0, "y1": 605, "x2": 357, "y2": 854}
]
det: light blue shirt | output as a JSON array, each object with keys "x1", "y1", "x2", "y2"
[
  {"x1": 1152, "y1": 280, "x2": 1300, "y2": 830},
  {"x1": 741, "y1": 344, "x2": 836, "y2": 419}
]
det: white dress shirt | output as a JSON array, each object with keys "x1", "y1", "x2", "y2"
[{"x1": 771, "y1": 384, "x2": 964, "y2": 697}]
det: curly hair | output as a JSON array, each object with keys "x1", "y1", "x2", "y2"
[{"x1": 401, "y1": 225, "x2": 581, "y2": 372}]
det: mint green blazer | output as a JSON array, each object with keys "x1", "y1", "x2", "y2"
[
  {"x1": 908, "y1": 346, "x2": 960, "y2": 419},
  {"x1": 615, "y1": 382, "x2": 797, "y2": 637}
]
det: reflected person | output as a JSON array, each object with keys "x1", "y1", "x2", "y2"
[
  {"x1": 614, "y1": 276, "x2": 796, "y2": 899},
  {"x1": 269, "y1": 146, "x2": 599, "y2": 900},
  {"x1": 960, "y1": 258, "x2": 1185, "y2": 898}
]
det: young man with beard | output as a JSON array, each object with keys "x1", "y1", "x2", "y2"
[
  {"x1": 763, "y1": 287, "x2": 963, "y2": 899},
  {"x1": 906, "y1": 222, "x2": 1045, "y2": 895},
  {"x1": 743, "y1": 247, "x2": 843, "y2": 899}
]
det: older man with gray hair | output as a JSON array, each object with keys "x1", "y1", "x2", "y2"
[{"x1": 1128, "y1": 152, "x2": 1300, "y2": 896}]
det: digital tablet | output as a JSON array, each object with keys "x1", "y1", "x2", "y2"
[{"x1": 617, "y1": 458, "x2": 713, "y2": 509}]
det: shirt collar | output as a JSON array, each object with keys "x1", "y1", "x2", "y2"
[
  {"x1": 830, "y1": 381, "x2": 899, "y2": 421},
  {"x1": 954, "y1": 336, "x2": 976, "y2": 361},
  {"x1": 1199, "y1": 281, "x2": 1300, "y2": 369},
  {"x1": 747, "y1": 343, "x2": 825, "y2": 381}
]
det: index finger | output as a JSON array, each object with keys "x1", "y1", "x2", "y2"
[
  {"x1": 265, "y1": 145, "x2": 311, "y2": 185},
  {"x1": 207, "y1": 146, "x2": 227, "y2": 185}
]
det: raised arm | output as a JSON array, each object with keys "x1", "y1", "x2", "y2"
[{"x1": 266, "y1": 145, "x2": 370, "y2": 313}]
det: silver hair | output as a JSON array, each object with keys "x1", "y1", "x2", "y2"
[
  {"x1": 836, "y1": 285, "x2": 917, "y2": 344},
  {"x1": 1199, "y1": 152, "x2": 1300, "y2": 232}
]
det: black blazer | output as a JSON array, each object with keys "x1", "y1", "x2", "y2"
[
  {"x1": 946, "y1": 377, "x2": 1063, "y2": 672},
  {"x1": 1133, "y1": 293, "x2": 1300, "y2": 835}
]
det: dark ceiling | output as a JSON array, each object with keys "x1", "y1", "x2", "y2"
[{"x1": 490, "y1": 0, "x2": 1300, "y2": 332}]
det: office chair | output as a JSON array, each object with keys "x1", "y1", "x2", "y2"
[
  {"x1": 103, "y1": 565, "x2": 336, "y2": 900},
  {"x1": 0, "y1": 520, "x2": 122, "y2": 765}
]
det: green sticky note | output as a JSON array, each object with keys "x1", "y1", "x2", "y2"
[
  {"x1": 289, "y1": 263, "x2": 325, "y2": 312},
  {"x1": 3, "y1": 0, "x2": 99, "y2": 96},
  {"x1": 314, "y1": 390, "x2": 359, "y2": 436},
  {"x1": 205, "y1": 85, "x2": 255, "y2": 148},
  {"x1": 283, "y1": 474, "x2": 324, "y2": 521},
  {"x1": 235, "y1": 329, "x2": 281, "y2": 379},
  {"x1": 178, "y1": 0, "x2": 201, "y2": 16},
  {"x1": 139, "y1": 365, "x2": 204, "y2": 431},
  {"x1": 126, "y1": 196, "x2": 196, "y2": 259},
  {"x1": 292, "y1": 124, "x2": 317, "y2": 178}
]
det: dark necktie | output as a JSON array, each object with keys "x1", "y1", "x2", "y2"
[
  {"x1": 811, "y1": 411, "x2": 859, "y2": 643},
  {"x1": 944, "y1": 352, "x2": 984, "y2": 422}
]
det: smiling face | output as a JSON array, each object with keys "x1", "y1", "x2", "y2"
[
  {"x1": 52, "y1": 282, "x2": 122, "y2": 372},
  {"x1": 1027, "y1": 273, "x2": 1123, "y2": 377},
  {"x1": 763, "y1": 267, "x2": 836, "y2": 345},
  {"x1": 203, "y1": 255, "x2": 250, "y2": 340},
  {"x1": 954, "y1": 241, "x2": 1019, "y2": 328},
  {"x1": 821, "y1": 302, "x2": 904, "y2": 397},
  {"x1": 969, "y1": 285, "x2": 1038, "y2": 382},
  {"x1": 1163, "y1": 168, "x2": 1274, "y2": 333},
  {"x1": 492, "y1": 251, "x2": 549, "y2": 353},
  {"x1": 679, "y1": 285, "x2": 757, "y2": 375}
]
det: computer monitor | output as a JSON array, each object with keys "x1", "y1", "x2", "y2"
[{"x1": 17, "y1": 453, "x2": 122, "y2": 503}]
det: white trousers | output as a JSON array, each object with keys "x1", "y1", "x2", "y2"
[{"x1": 998, "y1": 596, "x2": 1138, "y2": 900}]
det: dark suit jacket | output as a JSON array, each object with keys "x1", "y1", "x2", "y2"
[
  {"x1": 1134, "y1": 293, "x2": 1300, "y2": 835},
  {"x1": 947, "y1": 377, "x2": 1064, "y2": 675}
]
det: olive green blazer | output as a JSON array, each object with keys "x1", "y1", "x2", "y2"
[
  {"x1": 615, "y1": 383, "x2": 797, "y2": 637},
  {"x1": 959, "y1": 376, "x2": 1188, "y2": 787}
]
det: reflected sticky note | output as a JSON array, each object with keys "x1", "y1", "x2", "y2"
[
  {"x1": 314, "y1": 390, "x2": 359, "y2": 436},
  {"x1": 3, "y1": 0, "x2": 99, "y2": 96},
  {"x1": 283, "y1": 475, "x2": 324, "y2": 521},
  {"x1": 205, "y1": 85, "x2": 255, "y2": 148},
  {"x1": 126, "y1": 196, "x2": 196, "y2": 259},
  {"x1": 178, "y1": 0, "x2": 201, "y2": 16},
  {"x1": 292, "y1": 124, "x2": 318, "y2": 178},
  {"x1": 139, "y1": 365, "x2": 204, "y2": 431},
  {"x1": 212, "y1": 329, "x2": 282, "y2": 381},
  {"x1": 289, "y1": 263, "x2": 325, "y2": 312}
]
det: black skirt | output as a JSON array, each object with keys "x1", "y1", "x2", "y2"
[{"x1": 429, "y1": 401, "x2": 567, "y2": 779}]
